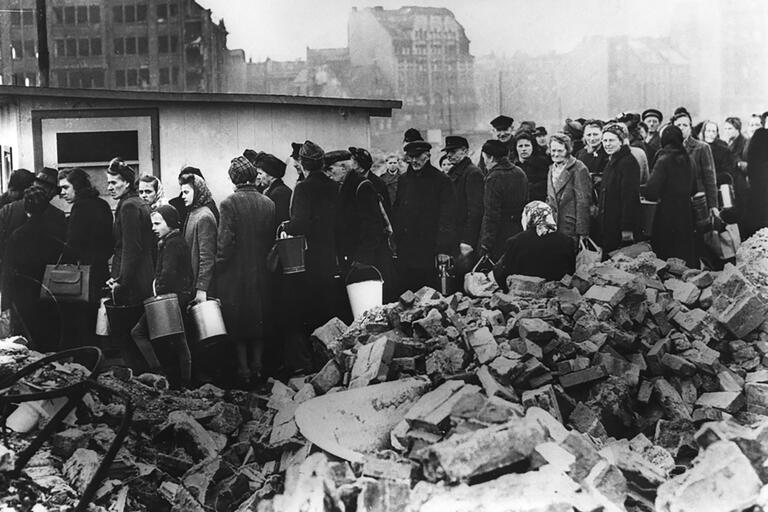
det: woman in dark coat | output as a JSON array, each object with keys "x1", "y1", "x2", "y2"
[
  {"x1": 257, "y1": 153, "x2": 293, "y2": 224},
  {"x1": 493, "y1": 201, "x2": 575, "y2": 291},
  {"x1": 641, "y1": 126, "x2": 696, "y2": 267},
  {"x1": 179, "y1": 174, "x2": 217, "y2": 304},
  {"x1": 700, "y1": 120, "x2": 736, "y2": 184},
  {"x1": 217, "y1": 156, "x2": 276, "y2": 386},
  {"x1": 599, "y1": 123, "x2": 641, "y2": 256},
  {"x1": 2, "y1": 187, "x2": 63, "y2": 351},
  {"x1": 723, "y1": 117, "x2": 751, "y2": 227},
  {"x1": 479, "y1": 140, "x2": 529, "y2": 261},
  {"x1": 743, "y1": 128, "x2": 768, "y2": 239},
  {"x1": 57, "y1": 168, "x2": 114, "y2": 348},
  {"x1": 514, "y1": 131, "x2": 550, "y2": 202}
]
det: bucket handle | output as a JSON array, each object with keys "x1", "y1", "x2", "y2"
[{"x1": 344, "y1": 263, "x2": 383, "y2": 286}]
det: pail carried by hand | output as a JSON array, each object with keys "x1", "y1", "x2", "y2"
[
  {"x1": 276, "y1": 225, "x2": 307, "y2": 274},
  {"x1": 189, "y1": 299, "x2": 227, "y2": 344},
  {"x1": 143, "y1": 293, "x2": 185, "y2": 341},
  {"x1": 345, "y1": 264, "x2": 383, "y2": 320}
]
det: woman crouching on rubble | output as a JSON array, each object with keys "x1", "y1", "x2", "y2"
[{"x1": 492, "y1": 200, "x2": 575, "y2": 292}]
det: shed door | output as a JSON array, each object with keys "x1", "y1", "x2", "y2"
[{"x1": 41, "y1": 115, "x2": 154, "y2": 211}]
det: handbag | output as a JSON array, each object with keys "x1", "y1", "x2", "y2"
[
  {"x1": 40, "y1": 256, "x2": 91, "y2": 303},
  {"x1": 575, "y1": 236, "x2": 602, "y2": 279},
  {"x1": 463, "y1": 255, "x2": 497, "y2": 298}
]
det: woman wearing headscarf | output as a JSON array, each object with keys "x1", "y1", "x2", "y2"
[
  {"x1": 599, "y1": 123, "x2": 641, "y2": 256},
  {"x1": 169, "y1": 166, "x2": 219, "y2": 224},
  {"x1": 514, "y1": 131, "x2": 550, "y2": 202},
  {"x1": 722, "y1": 117, "x2": 750, "y2": 221},
  {"x1": 1, "y1": 187, "x2": 64, "y2": 351},
  {"x1": 57, "y1": 168, "x2": 114, "y2": 348},
  {"x1": 546, "y1": 133, "x2": 592, "y2": 241},
  {"x1": 492, "y1": 201, "x2": 575, "y2": 291},
  {"x1": 216, "y1": 156, "x2": 276, "y2": 387},
  {"x1": 138, "y1": 175, "x2": 168, "y2": 211},
  {"x1": 699, "y1": 120, "x2": 736, "y2": 184},
  {"x1": 641, "y1": 125, "x2": 696, "y2": 267},
  {"x1": 178, "y1": 174, "x2": 217, "y2": 305},
  {"x1": 743, "y1": 128, "x2": 768, "y2": 239}
]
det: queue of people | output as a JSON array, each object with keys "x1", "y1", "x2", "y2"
[{"x1": 0, "y1": 105, "x2": 767, "y2": 390}]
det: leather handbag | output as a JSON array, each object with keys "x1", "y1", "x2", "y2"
[{"x1": 40, "y1": 257, "x2": 91, "y2": 303}]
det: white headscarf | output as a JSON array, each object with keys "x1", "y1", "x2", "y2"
[{"x1": 521, "y1": 200, "x2": 558, "y2": 237}]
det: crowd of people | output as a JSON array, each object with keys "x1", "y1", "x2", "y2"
[{"x1": 0, "y1": 105, "x2": 766, "y2": 390}]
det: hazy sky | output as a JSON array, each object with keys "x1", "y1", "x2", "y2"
[{"x1": 200, "y1": 0, "x2": 679, "y2": 62}]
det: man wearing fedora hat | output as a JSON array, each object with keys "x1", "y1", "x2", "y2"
[
  {"x1": 393, "y1": 136, "x2": 457, "y2": 294},
  {"x1": 0, "y1": 167, "x2": 66, "y2": 268},
  {"x1": 441, "y1": 135, "x2": 483, "y2": 276}
]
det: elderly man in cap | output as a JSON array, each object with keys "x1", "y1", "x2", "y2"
[
  {"x1": 479, "y1": 115, "x2": 516, "y2": 176},
  {"x1": 479, "y1": 140, "x2": 529, "y2": 262},
  {"x1": 254, "y1": 153, "x2": 292, "y2": 224},
  {"x1": 0, "y1": 167, "x2": 66, "y2": 269},
  {"x1": 393, "y1": 137, "x2": 457, "y2": 294},
  {"x1": 642, "y1": 108, "x2": 663, "y2": 159},
  {"x1": 441, "y1": 135, "x2": 484, "y2": 276}
]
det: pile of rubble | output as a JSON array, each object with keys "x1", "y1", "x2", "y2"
[{"x1": 3, "y1": 242, "x2": 768, "y2": 511}]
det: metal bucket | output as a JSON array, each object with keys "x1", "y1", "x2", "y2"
[
  {"x1": 640, "y1": 199, "x2": 657, "y2": 237},
  {"x1": 276, "y1": 226, "x2": 307, "y2": 274},
  {"x1": 189, "y1": 299, "x2": 227, "y2": 343},
  {"x1": 143, "y1": 293, "x2": 185, "y2": 341},
  {"x1": 105, "y1": 300, "x2": 144, "y2": 339},
  {"x1": 719, "y1": 184, "x2": 734, "y2": 209}
]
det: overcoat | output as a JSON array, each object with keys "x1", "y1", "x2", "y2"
[
  {"x1": 111, "y1": 192, "x2": 154, "y2": 304},
  {"x1": 184, "y1": 205, "x2": 217, "y2": 294},
  {"x1": 599, "y1": 145, "x2": 641, "y2": 255},
  {"x1": 547, "y1": 156, "x2": 592, "y2": 238},
  {"x1": 479, "y1": 157, "x2": 528, "y2": 261}
]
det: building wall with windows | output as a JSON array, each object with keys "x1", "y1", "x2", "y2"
[{"x1": 0, "y1": 0, "x2": 235, "y2": 92}]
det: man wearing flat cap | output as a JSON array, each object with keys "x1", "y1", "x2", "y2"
[
  {"x1": 478, "y1": 115, "x2": 516, "y2": 176},
  {"x1": 478, "y1": 139, "x2": 528, "y2": 261},
  {"x1": 642, "y1": 108, "x2": 663, "y2": 159},
  {"x1": 255, "y1": 153, "x2": 292, "y2": 224},
  {"x1": 442, "y1": 135, "x2": 484, "y2": 276},
  {"x1": 393, "y1": 137, "x2": 457, "y2": 294},
  {"x1": 0, "y1": 167, "x2": 66, "y2": 267}
]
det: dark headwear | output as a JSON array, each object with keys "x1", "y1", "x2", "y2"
[
  {"x1": 8, "y1": 169, "x2": 34, "y2": 192},
  {"x1": 490, "y1": 115, "x2": 514, "y2": 130},
  {"x1": 323, "y1": 150, "x2": 351, "y2": 170},
  {"x1": 519, "y1": 121, "x2": 537, "y2": 133},
  {"x1": 299, "y1": 140, "x2": 324, "y2": 161},
  {"x1": 291, "y1": 142, "x2": 302, "y2": 160},
  {"x1": 228, "y1": 155, "x2": 259, "y2": 185},
  {"x1": 178, "y1": 166, "x2": 204, "y2": 180},
  {"x1": 107, "y1": 159, "x2": 136, "y2": 186},
  {"x1": 155, "y1": 204, "x2": 180, "y2": 229},
  {"x1": 403, "y1": 140, "x2": 432, "y2": 155},
  {"x1": 23, "y1": 186, "x2": 50, "y2": 216},
  {"x1": 725, "y1": 117, "x2": 742, "y2": 132},
  {"x1": 481, "y1": 139, "x2": 507, "y2": 158},
  {"x1": 440, "y1": 136, "x2": 469, "y2": 152},
  {"x1": 747, "y1": 128, "x2": 768, "y2": 168},
  {"x1": 403, "y1": 128, "x2": 424, "y2": 143},
  {"x1": 34, "y1": 167, "x2": 59, "y2": 189},
  {"x1": 617, "y1": 113, "x2": 641, "y2": 130},
  {"x1": 661, "y1": 125, "x2": 684, "y2": 150},
  {"x1": 534, "y1": 126, "x2": 547, "y2": 137},
  {"x1": 257, "y1": 153, "x2": 287, "y2": 179},
  {"x1": 602, "y1": 122, "x2": 629, "y2": 141},
  {"x1": 563, "y1": 119, "x2": 584, "y2": 139},
  {"x1": 348, "y1": 147, "x2": 373, "y2": 171},
  {"x1": 243, "y1": 149, "x2": 264, "y2": 167},
  {"x1": 672, "y1": 107, "x2": 691, "y2": 123},
  {"x1": 514, "y1": 131, "x2": 537, "y2": 147},
  {"x1": 642, "y1": 109, "x2": 663, "y2": 122}
]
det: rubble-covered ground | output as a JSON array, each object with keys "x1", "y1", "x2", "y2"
[{"x1": 3, "y1": 229, "x2": 768, "y2": 511}]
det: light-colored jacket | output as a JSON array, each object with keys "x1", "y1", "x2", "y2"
[{"x1": 547, "y1": 156, "x2": 593, "y2": 237}]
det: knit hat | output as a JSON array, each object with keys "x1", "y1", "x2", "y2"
[
  {"x1": 348, "y1": 147, "x2": 373, "y2": 171},
  {"x1": 481, "y1": 139, "x2": 508, "y2": 158},
  {"x1": 602, "y1": 122, "x2": 629, "y2": 141},
  {"x1": 257, "y1": 153, "x2": 287, "y2": 179},
  {"x1": 228, "y1": 155, "x2": 259, "y2": 185},
  {"x1": 155, "y1": 204, "x2": 180, "y2": 229},
  {"x1": 299, "y1": 140, "x2": 325, "y2": 161}
]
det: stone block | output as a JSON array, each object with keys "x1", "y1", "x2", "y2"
[
  {"x1": 596, "y1": 352, "x2": 640, "y2": 387},
  {"x1": 685, "y1": 270, "x2": 714, "y2": 288},
  {"x1": 559, "y1": 365, "x2": 608, "y2": 388},
  {"x1": 310, "y1": 359, "x2": 342, "y2": 394},
  {"x1": 413, "y1": 309, "x2": 445, "y2": 339},
  {"x1": 661, "y1": 353, "x2": 696, "y2": 377},
  {"x1": 717, "y1": 367, "x2": 744, "y2": 392},
  {"x1": 311, "y1": 317, "x2": 349, "y2": 358},
  {"x1": 506, "y1": 275, "x2": 545, "y2": 296},
  {"x1": 584, "y1": 285, "x2": 626, "y2": 306},
  {"x1": 664, "y1": 278, "x2": 701, "y2": 306},
  {"x1": 517, "y1": 318, "x2": 557, "y2": 344},
  {"x1": 521, "y1": 384, "x2": 562, "y2": 423},
  {"x1": 510, "y1": 338, "x2": 543, "y2": 359},
  {"x1": 349, "y1": 335, "x2": 395, "y2": 388},
  {"x1": 476, "y1": 365, "x2": 517, "y2": 402},
  {"x1": 425, "y1": 343, "x2": 469, "y2": 377},
  {"x1": 465, "y1": 327, "x2": 498, "y2": 364},
  {"x1": 745, "y1": 382, "x2": 768, "y2": 415},
  {"x1": 695, "y1": 392, "x2": 745, "y2": 414},
  {"x1": 556, "y1": 356, "x2": 591, "y2": 375},
  {"x1": 654, "y1": 378, "x2": 692, "y2": 421},
  {"x1": 647, "y1": 337, "x2": 671, "y2": 375},
  {"x1": 488, "y1": 355, "x2": 522, "y2": 381},
  {"x1": 488, "y1": 292, "x2": 519, "y2": 315},
  {"x1": 568, "y1": 402, "x2": 607, "y2": 439}
]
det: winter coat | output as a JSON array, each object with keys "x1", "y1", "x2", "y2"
[
  {"x1": 0, "y1": 200, "x2": 65, "y2": 265},
  {"x1": 154, "y1": 229, "x2": 193, "y2": 303},
  {"x1": 575, "y1": 145, "x2": 609, "y2": 176},
  {"x1": 727, "y1": 134, "x2": 750, "y2": 214},
  {"x1": 393, "y1": 162, "x2": 457, "y2": 269},
  {"x1": 547, "y1": 156, "x2": 592, "y2": 238},
  {"x1": 492, "y1": 229, "x2": 575, "y2": 291},
  {"x1": 708, "y1": 139, "x2": 736, "y2": 180},
  {"x1": 516, "y1": 155, "x2": 550, "y2": 202},
  {"x1": 284, "y1": 171, "x2": 339, "y2": 281},
  {"x1": 265, "y1": 178, "x2": 292, "y2": 225},
  {"x1": 641, "y1": 147, "x2": 696, "y2": 267},
  {"x1": 478, "y1": 139, "x2": 515, "y2": 177},
  {"x1": 216, "y1": 184, "x2": 275, "y2": 338},
  {"x1": 111, "y1": 192, "x2": 154, "y2": 304},
  {"x1": 169, "y1": 195, "x2": 220, "y2": 226},
  {"x1": 379, "y1": 170, "x2": 401, "y2": 207},
  {"x1": 599, "y1": 145, "x2": 641, "y2": 255},
  {"x1": 684, "y1": 137, "x2": 718, "y2": 210},
  {"x1": 447, "y1": 157, "x2": 484, "y2": 248},
  {"x1": 479, "y1": 157, "x2": 529, "y2": 261},
  {"x1": 183, "y1": 205, "x2": 217, "y2": 294},
  {"x1": 646, "y1": 132, "x2": 661, "y2": 162},
  {"x1": 366, "y1": 171, "x2": 392, "y2": 219},
  {"x1": 629, "y1": 146, "x2": 650, "y2": 184},
  {"x1": 62, "y1": 192, "x2": 113, "y2": 299}
]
